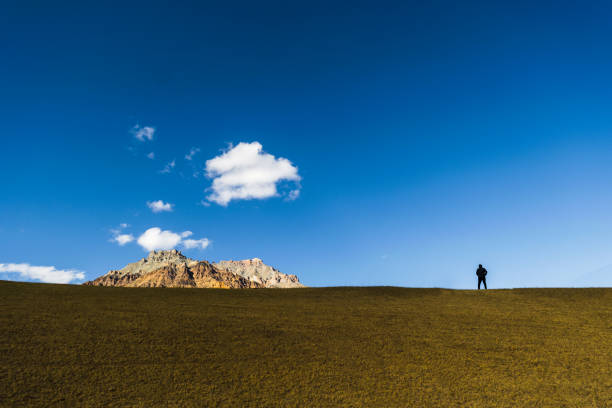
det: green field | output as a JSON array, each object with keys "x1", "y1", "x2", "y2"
[{"x1": 1, "y1": 281, "x2": 610, "y2": 407}]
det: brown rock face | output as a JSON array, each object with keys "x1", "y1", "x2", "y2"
[
  {"x1": 84, "y1": 250, "x2": 303, "y2": 289},
  {"x1": 214, "y1": 258, "x2": 304, "y2": 288},
  {"x1": 84, "y1": 261, "x2": 263, "y2": 289}
]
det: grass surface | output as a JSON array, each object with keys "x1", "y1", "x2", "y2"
[{"x1": 1, "y1": 281, "x2": 611, "y2": 407}]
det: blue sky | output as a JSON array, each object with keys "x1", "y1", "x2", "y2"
[{"x1": 1, "y1": 1, "x2": 611, "y2": 287}]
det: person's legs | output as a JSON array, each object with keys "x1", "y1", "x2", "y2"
[
  {"x1": 483, "y1": 277, "x2": 487, "y2": 290},
  {"x1": 478, "y1": 277, "x2": 482, "y2": 289}
]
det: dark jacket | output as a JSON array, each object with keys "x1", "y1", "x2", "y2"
[{"x1": 476, "y1": 267, "x2": 487, "y2": 278}]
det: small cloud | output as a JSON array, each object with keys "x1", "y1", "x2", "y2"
[
  {"x1": 112, "y1": 234, "x2": 135, "y2": 246},
  {"x1": 131, "y1": 124, "x2": 155, "y2": 142},
  {"x1": 110, "y1": 224, "x2": 134, "y2": 246},
  {"x1": 147, "y1": 152, "x2": 155, "y2": 159},
  {"x1": 136, "y1": 227, "x2": 210, "y2": 251},
  {"x1": 286, "y1": 189, "x2": 300, "y2": 201},
  {"x1": 183, "y1": 238, "x2": 210, "y2": 249},
  {"x1": 137, "y1": 227, "x2": 182, "y2": 251},
  {"x1": 147, "y1": 200, "x2": 174, "y2": 213},
  {"x1": 199, "y1": 200, "x2": 211, "y2": 207},
  {"x1": 185, "y1": 147, "x2": 200, "y2": 161},
  {"x1": 0, "y1": 263, "x2": 85, "y2": 284},
  {"x1": 204, "y1": 142, "x2": 301, "y2": 206},
  {"x1": 160, "y1": 160, "x2": 176, "y2": 174}
]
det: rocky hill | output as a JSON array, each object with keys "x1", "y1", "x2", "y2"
[
  {"x1": 215, "y1": 258, "x2": 303, "y2": 288},
  {"x1": 84, "y1": 250, "x2": 303, "y2": 289}
]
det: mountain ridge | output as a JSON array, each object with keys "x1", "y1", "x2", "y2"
[{"x1": 84, "y1": 250, "x2": 304, "y2": 288}]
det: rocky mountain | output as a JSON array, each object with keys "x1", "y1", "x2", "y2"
[
  {"x1": 84, "y1": 250, "x2": 303, "y2": 289},
  {"x1": 214, "y1": 258, "x2": 303, "y2": 288}
]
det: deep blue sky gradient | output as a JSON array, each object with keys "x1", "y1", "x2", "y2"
[{"x1": 1, "y1": 1, "x2": 612, "y2": 287}]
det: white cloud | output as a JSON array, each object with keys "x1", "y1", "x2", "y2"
[
  {"x1": 147, "y1": 152, "x2": 155, "y2": 159},
  {"x1": 110, "y1": 224, "x2": 134, "y2": 246},
  {"x1": 112, "y1": 234, "x2": 135, "y2": 246},
  {"x1": 185, "y1": 147, "x2": 200, "y2": 160},
  {"x1": 136, "y1": 227, "x2": 210, "y2": 251},
  {"x1": 147, "y1": 200, "x2": 174, "y2": 213},
  {"x1": 0, "y1": 263, "x2": 85, "y2": 284},
  {"x1": 204, "y1": 142, "x2": 301, "y2": 206},
  {"x1": 287, "y1": 189, "x2": 300, "y2": 201},
  {"x1": 183, "y1": 238, "x2": 211, "y2": 249},
  {"x1": 160, "y1": 159, "x2": 176, "y2": 174},
  {"x1": 131, "y1": 124, "x2": 155, "y2": 142},
  {"x1": 137, "y1": 227, "x2": 182, "y2": 251}
]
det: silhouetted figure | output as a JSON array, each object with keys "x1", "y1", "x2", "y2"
[{"x1": 476, "y1": 264, "x2": 487, "y2": 289}]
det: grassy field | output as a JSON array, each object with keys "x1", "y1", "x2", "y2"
[{"x1": 1, "y1": 281, "x2": 610, "y2": 407}]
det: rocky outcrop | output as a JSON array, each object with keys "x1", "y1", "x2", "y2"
[
  {"x1": 85, "y1": 261, "x2": 262, "y2": 288},
  {"x1": 214, "y1": 258, "x2": 304, "y2": 288},
  {"x1": 111, "y1": 249, "x2": 198, "y2": 277},
  {"x1": 84, "y1": 250, "x2": 303, "y2": 289}
]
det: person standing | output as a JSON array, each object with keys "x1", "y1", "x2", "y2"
[{"x1": 476, "y1": 264, "x2": 488, "y2": 289}]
